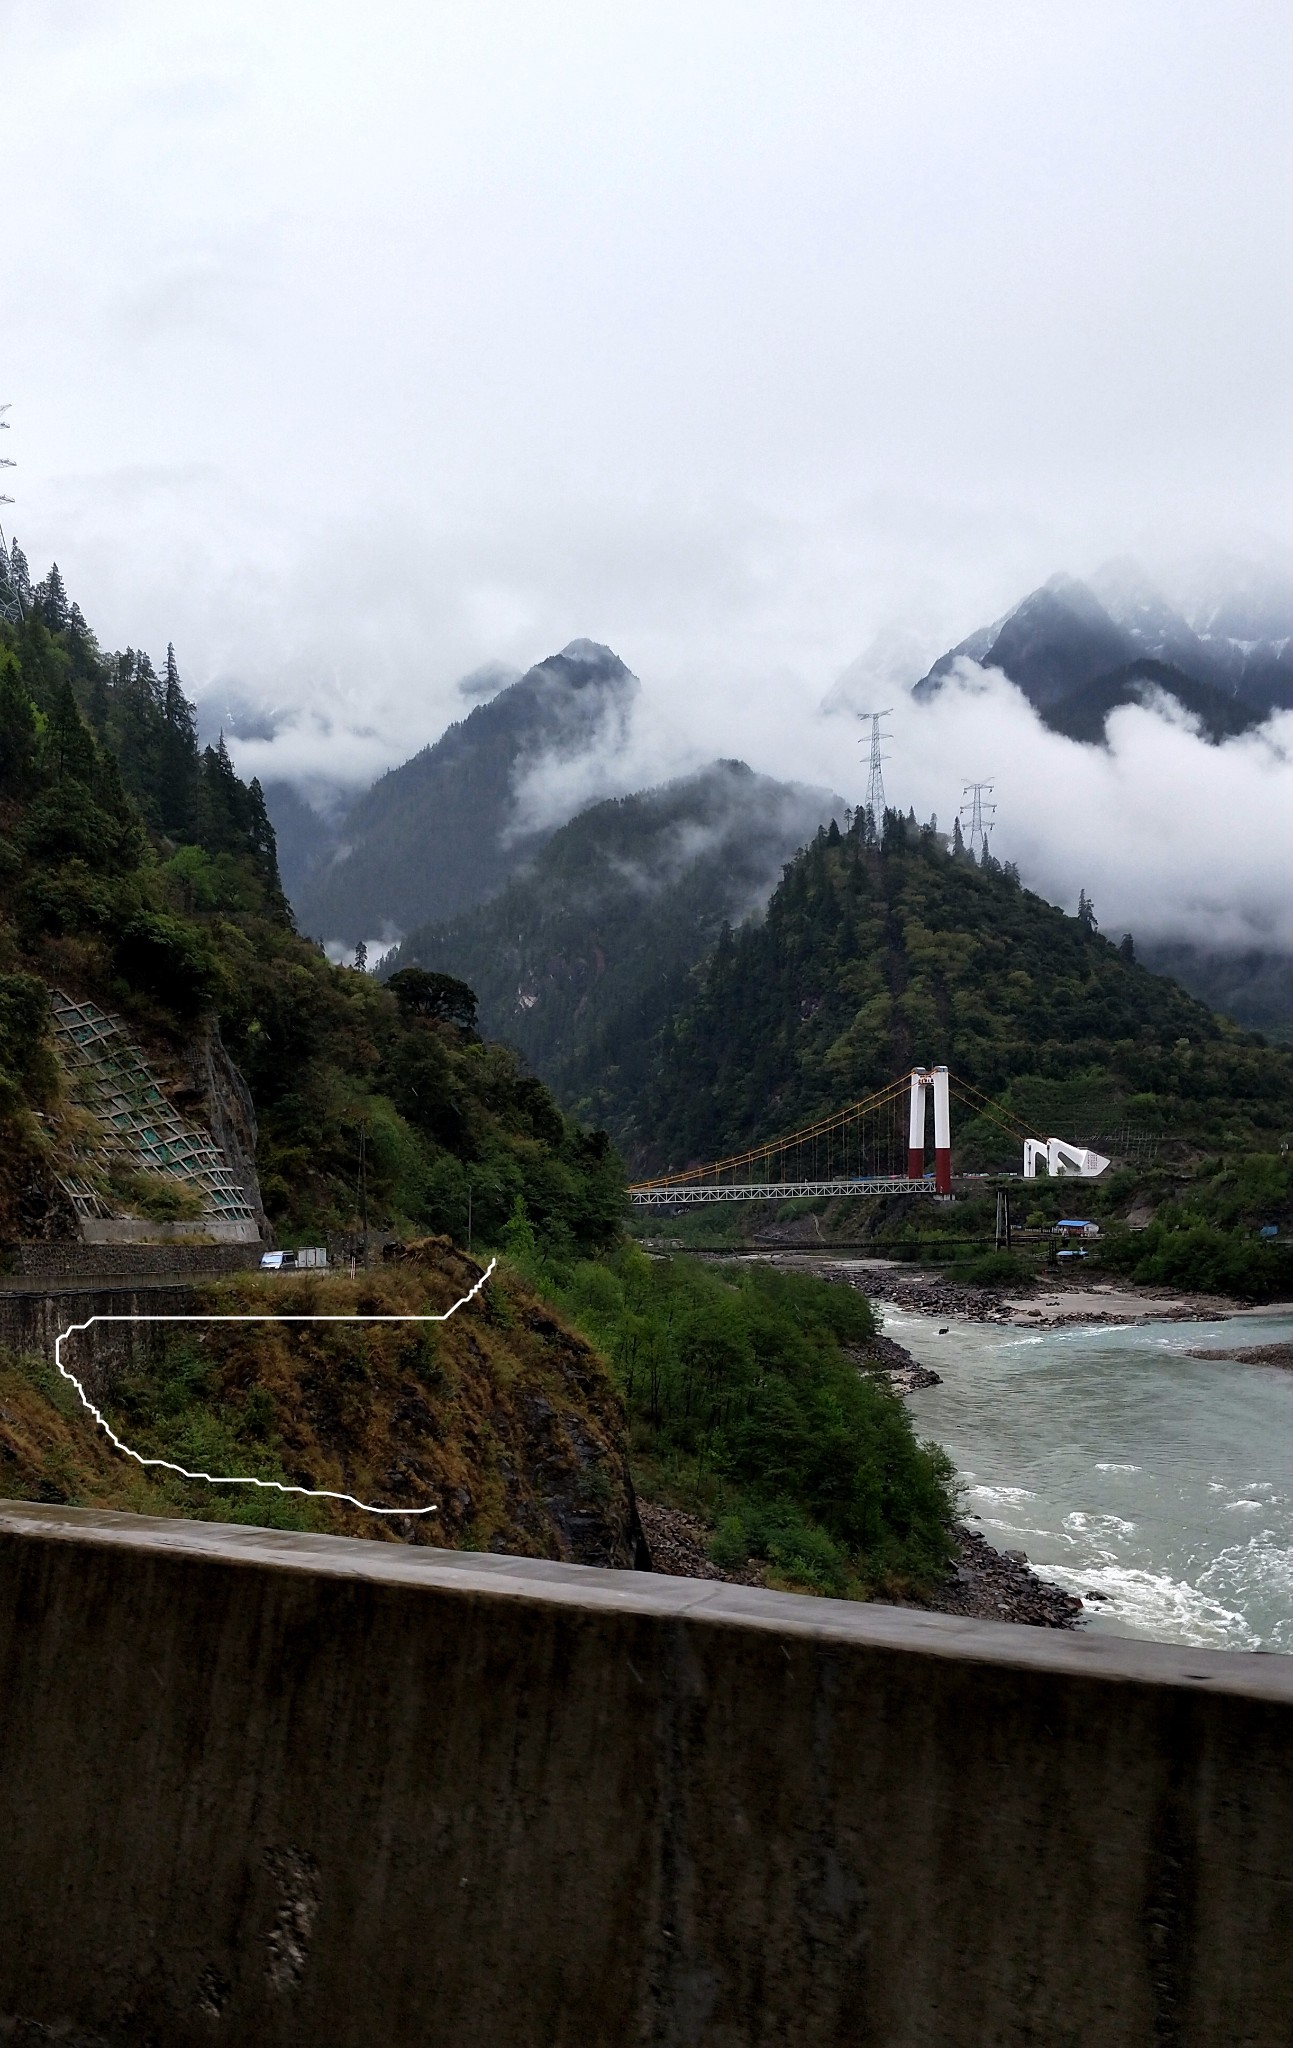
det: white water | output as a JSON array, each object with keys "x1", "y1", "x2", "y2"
[{"x1": 894, "y1": 1309, "x2": 1293, "y2": 1653}]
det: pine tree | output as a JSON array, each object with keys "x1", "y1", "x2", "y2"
[
  {"x1": 107, "y1": 650, "x2": 167, "y2": 826},
  {"x1": 0, "y1": 652, "x2": 37, "y2": 791},
  {"x1": 34, "y1": 562, "x2": 69, "y2": 630},
  {"x1": 7, "y1": 538, "x2": 31, "y2": 606},
  {"x1": 43, "y1": 676, "x2": 99, "y2": 784},
  {"x1": 952, "y1": 816, "x2": 965, "y2": 856},
  {"x1": 156, "y1": 643, "x2": 200, "y2": 840},
  {"x1": 1077, "y1": 888, "x2": 1098, "y2": 933}
]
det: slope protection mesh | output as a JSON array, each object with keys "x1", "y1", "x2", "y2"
[{"x1": 48, "y1": 991, "x2": 256, "y2": 1226}]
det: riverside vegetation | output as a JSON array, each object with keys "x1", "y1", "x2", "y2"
[{"x1": 499, "y1": 1224, "x2": 958, "y2": 1596}]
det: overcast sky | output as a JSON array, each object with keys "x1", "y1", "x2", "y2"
[{"x1": 3, "y1": 1, "x2": 1290, "y2": 940}]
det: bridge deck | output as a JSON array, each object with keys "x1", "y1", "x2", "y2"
[{"x1": 628, "y1": 1176, "x2": 938, "y2": 1205}]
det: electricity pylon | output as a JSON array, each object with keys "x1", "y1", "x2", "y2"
[
  {"x1": 960, "y1": 780, "x2": 997, "y2": 858},
  {"x1": 857, "y1": 709, "x2": 892, "y2": 819},
  {"x1": 0, "y1": 404, "x2": 22, "y2": 625}
]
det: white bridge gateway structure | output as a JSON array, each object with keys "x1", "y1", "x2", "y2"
[{"x1": 629, "y1": 1065, "x2": 1110, "y2": 1208}]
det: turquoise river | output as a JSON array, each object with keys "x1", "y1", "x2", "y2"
[{"x1": 890, "y1": 1306, "x2": 1293, "y2": 1652}]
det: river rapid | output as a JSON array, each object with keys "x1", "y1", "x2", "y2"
[{"x1": 891, "y1": 1307, "x2": 1293, "y2": 1653}]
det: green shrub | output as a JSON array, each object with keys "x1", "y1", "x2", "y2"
[
  {"x1": 114, "y1": 912, "x2": 220, "y2": 1014},
  {"x1": 946, "y1": 1250, "x2": 1031, "y2": 1288},
  {"x1": 1098, "y1": 1219, "x2": 1293, "y2": 1302},
  {"x1": 542, "y1": 1246, "x2": 957, "y2": 1594}
]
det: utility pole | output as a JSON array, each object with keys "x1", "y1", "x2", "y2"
[
  {"x1": 857, "y1": 709, "x2": 892, "y2": 821},
  {"x1": 0, "y1": 404, "x2": 22, "y2": 627},
  {"x1": 356, "y1": 1120, "x2": 370, "y2": 1267},
  {"x1": 960, "y1": 781, "x2": 996, "y2": 858}
]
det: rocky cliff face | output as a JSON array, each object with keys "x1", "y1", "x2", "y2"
[{"x1": 177, "y1": 1018, "x2": 268, "y2": 1239}]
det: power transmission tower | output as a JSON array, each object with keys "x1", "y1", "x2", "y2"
[
  {"x1": 960, "y1": 780, "x2": 996, "y2": 858},
  {"x1": 857, "y1": 709, "x2": 892, "y2": 819},
  {"x1": 0, "y1": 404, "x2": 20, "y2": 626}
]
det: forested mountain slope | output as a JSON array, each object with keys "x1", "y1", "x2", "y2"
[
  {"x1": 0, "y1": 555, "x2": 622, "y2": 1253},
  {"x1": 291, "y1": 638, "x2": 638, "y2": 947},
  {"x1": 384, "y1": 760, "x2": 840, "y2": 1131},
  {"x1": 630, "y1": 810, "x2": 1292, "y2": 1174}
]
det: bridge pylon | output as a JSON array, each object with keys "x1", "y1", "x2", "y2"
[
  {"x1": 933, "y1": 1066, "x2": 952, "y2": 1194},
  {"x1": 906, "y1": 1065, "x2": 952, "y2": 1193},
  {"x1": 907, "y1": 1068, "x2": 928, "y2": 1180}
]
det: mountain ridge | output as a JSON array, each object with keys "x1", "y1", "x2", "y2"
[
  {"x1": 292, "y1": 639, "x2": 638, "y2": 947},
  {"x1": 912, "y1": 563, "x2": 1291, "y2": 740},
  {"x1": 384, "y1": 758, "x2": 844, "y2": 1126}
]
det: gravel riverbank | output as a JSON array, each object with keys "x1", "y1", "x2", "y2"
[{"x1": 770, "y1": 1255, "x2": 1249, "y2": 1330}]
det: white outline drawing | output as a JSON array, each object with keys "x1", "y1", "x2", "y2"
[{"x1": 52, "y1": 1258, "x2": 497, "y2": 1517}]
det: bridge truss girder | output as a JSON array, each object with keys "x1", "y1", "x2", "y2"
[{"x1": 629, "y1": 1176, "x2": 939, "y2": 1207}]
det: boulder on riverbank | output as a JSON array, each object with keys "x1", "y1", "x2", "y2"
[
  {"x1": 1186, "y1": 1340, "x2": 1293, "y2": 1369},
  {"x1": 846, "y1": 1331, "x2": 942, "y2": 1392},
  {"x1": 920, "y1": 1528, "x2": 1085, "y2": 1629}
]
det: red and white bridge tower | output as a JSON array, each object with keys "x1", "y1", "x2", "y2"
[{"x1": 907, "y1": 1066, "x2": 953, "y2": 1194}]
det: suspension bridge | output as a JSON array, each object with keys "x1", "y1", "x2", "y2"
[{"x1": 628, "y1": 1066, "x2": 1110, "y2": 1207}]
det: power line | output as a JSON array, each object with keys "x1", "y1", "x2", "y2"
[
  {"x1": 856, "y1": 708, "x2": 893, "y2": 819},
  {"x1": 0, "y1": 403, "x2": 21, "y2": 628}
]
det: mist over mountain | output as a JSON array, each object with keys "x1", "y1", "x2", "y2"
[
  {"x1": 248, "y1": 549, "x2": 1291, "y2": 1042},
  {"x1": 290, "y1": 639, "x2": 638, "y2": 949},
  {"x1": 382, "y1": 760, "x2": 842, "y2": 1124},
  {"x1": 1134, "y1": 942, "x2": 1292, "y2": 1047},
  {"x1": 911, "y1": 561, "x2": 1292, "y2": 743}
]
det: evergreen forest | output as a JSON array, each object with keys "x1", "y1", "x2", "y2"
[{"x1": 633, "y1": 808, "x2": 1293, "y2": 1172}]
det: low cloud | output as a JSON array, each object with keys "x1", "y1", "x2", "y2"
[{"x1": 807, "y1": 662, "x2": 1291, "y2": 954}]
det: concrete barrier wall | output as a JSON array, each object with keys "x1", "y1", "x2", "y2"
[
  {"x1": 0, "y1": 1503, "x2": 1289, "y2": 2048},
  {"x1": 0, "y1": 1285, "x2": 198, "y2": 1399}
]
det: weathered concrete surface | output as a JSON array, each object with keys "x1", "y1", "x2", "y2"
[
  {"x1": 0, "y1": 1504, "x2": 1289, "y2": 2048},
  {"x1": 0, "y1": 1284, "x2": 197, "y2": 1398}
]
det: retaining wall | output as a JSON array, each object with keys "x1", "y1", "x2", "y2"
[
  {"x1": 0, "y1": 1504, "x2": 1289, "y2": 2047},
  {"x1": 0, "y1": 1240, "x2": 263, "y2": 1283},
  {"x1": 0, "y1": 1284, "x2": 200, "y2": 1396}
]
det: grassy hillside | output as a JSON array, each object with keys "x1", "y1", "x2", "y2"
[
  {"x1": 386, "y1": 759, "x2": 839, "y2": 1134},
  {"x1": 0, "y1": 1241, "x2": 642, "y2": 1565},
  {"x1": 0, "y1": 572, "x2": 622, "y2": 1253}
]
